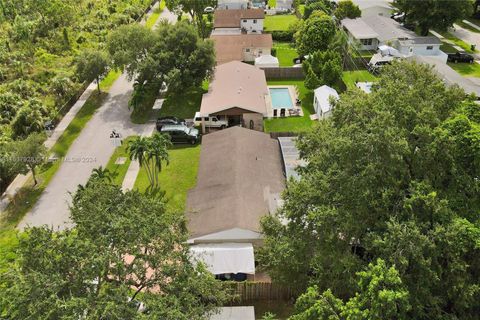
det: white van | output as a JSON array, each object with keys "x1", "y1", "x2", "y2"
[{"x1": 194, "y1": 112, "x2": 228, "y2": 128}]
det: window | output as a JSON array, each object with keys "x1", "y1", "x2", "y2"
[
  {"x1": 426, "y1": 46, "x2": 433, "y2": 50},
  {"x1": 249, "y1": 120, "x2": 254, "y2": 129},
  {"x1": 360, "y1": 39, "x2": 373, "y2": 46},
  {"x1": 243, "y1": 19, "x2": 247, "y2": 23},
  {"x1": 253, "y1": 19, "x2": 257, "y2": 24},
  {"x1": 259, "y1": 50, "x2": 263, "y2": 54},
  {"x1": 245, "y1": 48, "x2": 250, "y2": 52},
  {"x1": 195, "y1": 117, "x2": 202, "y2": 121}
]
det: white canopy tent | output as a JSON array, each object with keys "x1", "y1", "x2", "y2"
[
  {"x1": 189, "y1": 243, "x2": 255, "y2": 275},
  {"x1": 255, "y1": 54, "x2": 279, "y2": 68}
]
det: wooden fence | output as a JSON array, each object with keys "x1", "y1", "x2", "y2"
[
  {"x1": 226, "y1": 282, "x2": 298, "y2": 302},
  {"x1": 261, "y1": 67, "x2": 304, "y2": 80}
]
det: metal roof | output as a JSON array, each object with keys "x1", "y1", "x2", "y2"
[{"x1": 278, "y1": 137, "x2": 306, "y2": 181}]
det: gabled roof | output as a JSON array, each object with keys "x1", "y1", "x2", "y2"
[
  {"x1": 200, "y1": 61, "x2": 269, "y2": 115},
  {"x1": 186, "y1": 127, "x2": 285, "y2": 239},
  {"x1": 210, "y1": 34, "x2": 273, "y2": 64},
  {"x1": 314, "y1": 85, "x2": 339, "y2": 113},
  {"x1": 214, "y1": 9, "x2": 265, "y2": 28},
  {"x1": 341, "y1": 18, "x2": 379, "y2": 39}
]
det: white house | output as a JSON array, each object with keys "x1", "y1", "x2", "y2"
[
  {"x1": 341, "y1": 14, "x2": 447, "y2": 62},
  {"x1": 334, "y1": 0, "x2": 393, "y2": 17},
  {"x1": 218, "y1": 0, "x2": 250, "y2": 10},
  {"x1": 213, "y1": 9, "x2": 265, "y2": 34},
  {"x1": 314, "y1": 85, "x2": 339, "y2": 120}
]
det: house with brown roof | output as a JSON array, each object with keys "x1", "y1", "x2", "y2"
[
  {"x1": 210, "y1": 33, "x2": 273, "y2": 65},
  {"x1": 199, "y1": 61, "x2": 269, "y2": 131},
  {"x1": 213, "y1": 9, "x2": 265, "y2": 34},
  {"x1": 186, "y1": 127, "x2": 285, "y2": 276}
]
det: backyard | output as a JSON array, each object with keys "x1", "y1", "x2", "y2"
[
  {"x1": 264, "y1": 14, "x2": 298, "y2": 31},
  {"x1": 134, "y1": 145, "x2": 201, "y2": 213},
  {"x1": 342, "y1": 70, "x2": 378, "y2": 90},
  {"x1": 273, "y1": 42, "x2": 298, "y2": 66},
  {"x1": 264, "y1": 80, "x2": 314, "y2": 133}
]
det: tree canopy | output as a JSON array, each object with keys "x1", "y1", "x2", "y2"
[
  {"x1": 303, "y1": 50, "x2": 343, "y2": 90},
  {"x1": 108, "y1": 21, "x2": 215, "y2": 93},
  {"x1": 259, "y1": 60, "x2": 480, "y2": 319},
  {"x1": 394, "y1": 0, "x2": 473, "y2": 35},
  {"x1": 334, "y1": 0, "x2": 361, "y2": 20},
  {"x1": 0, "y1": 180, "x2": 228, "y2": 319},
  {"x1": 295, "y1": 13, "x2": 337, "y2": 56}
]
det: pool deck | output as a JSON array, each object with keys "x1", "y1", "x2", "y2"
[{"x1": 265, "y1": 85, "x2": 303, "y2": 118}]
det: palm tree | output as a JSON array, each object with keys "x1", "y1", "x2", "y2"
[
  {"x1": 91, "y1": 166, "x2": 113, "y2": 183},
  {"x1": 147, "y1": 133, "x2": 172, "y2": 187}
]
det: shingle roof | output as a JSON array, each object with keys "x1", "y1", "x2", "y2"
[
  {"x1": 341, "y1": 18, "x2": 379, "y2": 39},
  {"x1": 214, "y1": 9, "x2": 265, "y2": 28},
  {"x1": 186, "y1": 127, "x2": 285, "y2": 238},
  {"x1": 210, "y1": 34, "x2": 273, "y2": 64},
  {"x1": 200, "y1": 61, "x2": 269, "y2": 115}
]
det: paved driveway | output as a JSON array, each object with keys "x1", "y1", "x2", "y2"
[
  {"x1": 451, "y1": 24, "x2": 480, "y2": 57},
  {"x1": 19, "y1": 8, "x2": 177, "y2": 230}
]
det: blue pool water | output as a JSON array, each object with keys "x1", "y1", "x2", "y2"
[{"x1": 269, "y1": 88, "x2": 293, "y2": 109}]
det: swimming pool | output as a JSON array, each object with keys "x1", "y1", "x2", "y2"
[{"x1": 269, "y1": 88, "x2": 293, "y2": 109}]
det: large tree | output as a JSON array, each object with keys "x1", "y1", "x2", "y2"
[
  {"x1": 108, "y1": 21, "x2": 215, "y2": 93},
  {"x1": 334, "y1": 0, "x2": 361, "y2": 21},
  {"x1": 295, "y1": 13, "x2": 337, "y2": 56},
  {"x1": 259, "y1": 60, "x2": 480, "y2": 319},
  {"x1": 303, "y1": 50, "x2": 343, "y2": 90},
  {"x1": 394, "y1": 0, "x2": 473, "y2": 35},
  {"x1": 0, "y1": 180, "x2": 228, "y2": 319},
  {"x1": 165, "y1": 0, "x2": 217, "y2": 38},
  {"x1": 75, "y1": 49, "x2": 110, "y2": 93}
]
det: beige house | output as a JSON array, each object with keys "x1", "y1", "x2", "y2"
[
  {"x1": 213, "y1": 8, "x2": 265, "y2": 34},
  {"x1": 210, "y1": 34, "x2": 273, "y2": 65},
  {"x1": 199, "y1": 61, "x2": 269, "y2": 131}
]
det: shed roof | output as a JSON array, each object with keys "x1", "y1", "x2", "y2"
[
  {"x1": 186, "y1": 127, "x2": 285, "y2": 239},
  {"x1": 314, "y1": 85, "x2": 339, "y2": 113},
  {"x1": 214, "y1": 9, "x2": 265, "y2": 28},
  {"x1": 210, "y1": 34, "x2": 273, "y2": 64},
  {"x1": 200, "y1": 61, "x2": 269, "y2": 115}
]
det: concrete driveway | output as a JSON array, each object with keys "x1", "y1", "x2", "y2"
[{"x1": 18, "y1": 8, "x2": 178, "y2": 230}]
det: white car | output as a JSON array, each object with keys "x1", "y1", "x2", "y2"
[
  {"x1": 194, "y1": 112, "x2": 228, "y2": 129},
  {"x1": 204, "y1": 6, "x2": 214, "y2": 13}
]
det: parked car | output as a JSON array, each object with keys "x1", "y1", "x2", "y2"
[
  {"x1": 204, "y1": 6, "x2": 214, "y2": 13},
  {"x1": 292, "y1": 55, "x2": 309, "y2": 65},
  {"x1": 194, "y1": 112, "x2": 228, "y2": 129},
  {"x1": 156, "y1": 116, "x2": 185, "y2": 130},
  {"x1": 160, "y1": 125, "x2": 200, "y2": 145},
  {"x1": 447, "y1": 52, "x2": 474, "y2": 63}
]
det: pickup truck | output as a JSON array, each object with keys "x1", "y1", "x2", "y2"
[
  {"x1": 194, "y1": 112, "x2": 228, "y2": 129},
  {"x1": 447, "y1": 52, "x2": 474, "y2": 63}
]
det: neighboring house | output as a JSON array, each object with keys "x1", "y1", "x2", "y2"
[
  {"x1": 334, "y1": 0, "x2": 393, "y2": 17},
  {"x1": 275, "y1": 0, "x2": 294, "y2": 10},
  {"x1": 409, "y1": 55, "x2": 480, "y2": 98},
  {"x1": 210, "y1": 34, "x2": 273, "y2": 64},
  {"x1": 218, "y1": 0, "x2": 250, "y2": 10},
  {"x1": 314, "y1": 85, "x2": 339, "y2": 119},
  {"x1": 255, "y1": 54, "x2": 279, "y2": 68},
  {"x1": 341, "y1": 14, "x2": 447, "y2": 62},
  {"x1": 186, "y1": 127, "x2": 285, "y2": 277},
  {"x1": 199, "y1": 61, "x2": 269, "y2": 131},
  {"x1": 213, "y1": 8, "x2": 265, "y2": 34}
]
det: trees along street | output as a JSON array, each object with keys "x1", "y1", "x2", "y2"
[{"x1": 18, "y1": 7, "x2": 178, "y2": 230}]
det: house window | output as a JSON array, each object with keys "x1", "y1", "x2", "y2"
[
  {"x1": 243, "y1": 19, "x2": 247, "y2": 23},
  {"x1": 249, "y1": 120, "x2": 254, "y2": 129},
  {"x1": 360, "y1": 39, "x2": 373, "y2": 46},
  {"x1": 253, "y1": 19, "x2": 257, "y2": 24},
  {"x1": 245, "y1": 48, "x2": 250, "y2": 52},
  {"x1": 426, "y1": 46, "x2": 433, "y2": 50},
  {"x1": 259, "y1": 50, "x2": 263, "y2": 54}
]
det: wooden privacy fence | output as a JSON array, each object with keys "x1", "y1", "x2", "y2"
[
  {"x1": 261, "y1": 67, "x2": 304, "y2": 80},
  {"x1": 226, "y1": 282, "x2": 298, "y2": 302}
]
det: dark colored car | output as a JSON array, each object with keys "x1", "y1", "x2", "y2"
[
  {"x1": 292, "y1": 55, "x2": 309, "y2": 64},
  {"x1": 160, "y1": 124, "x2": 200, "y2": 145},
  {"x1": 156, "y1": 116, "x2": 185, "y2": 130},
  {"x1": 447, "y1": 52, "x2": 475, "y2": 63}
]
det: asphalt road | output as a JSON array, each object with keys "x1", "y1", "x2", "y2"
[{"x1": 18, "y1": 8, "x2": 178, "y2": 230}]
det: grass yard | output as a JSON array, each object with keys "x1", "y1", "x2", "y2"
[
  {"x1": 436, "y1": 31, "x2": 478, "y2": 53},
  {"x1": 342, "y1": 70, "x2": 378, "y2": 90},
  {"x1": 264, "y1": 80, "x2": 314, "y2": 133},
  {"x1": 441, "y1": 42, "x2": 458, "y2": 54},
  {"x1": 274, "y1": 42, "x2": 298, "y2": 66},
  {"x1": 134, "y1": 145, "x2": 201, "y2": 213},
  {"x1": 264, "y1": 15, "x2": 298, "y2": 31},
  {"x1": 448, "y1": 62, "x2": 480, "y2": 78},
  {"x1": 160, "y1": 83, "x2": 208, "y2": 120},
  {"x1": 105, "y1": 136, "x2": 136, "y2": 186}
]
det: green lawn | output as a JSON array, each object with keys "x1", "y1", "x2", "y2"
[
  {"x1": 264, "y1": 15, "x2": 298, "y2": 31},
  {"x1": 105, "y1": 136, "x2": 136, "y2": 186},
  {"x1": 160, "y1": 83, "x2": 208, "y2": 120},
  {"x1": 448, "y1": 62, "x2": 480, "y2": 78},
  {"x1": 264, "y1": 80, "x2": 314, "y2": 133},
  {"x1": 274, "y1": 42, "x2": 297, "y2": 66},
  {"x1": 134, "y1": 145, "x2": 201, "y2": 213},
  {"x1": 436, "y1": 31, "x2": 478, "y2": 53},
  {"x1": 441, "y1": 43, "x2": 458, "y2": 54},
  {"x1": 342, "y1": 70, "x2": 378, "y2": 90}
]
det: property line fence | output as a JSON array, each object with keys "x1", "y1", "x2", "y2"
[
  {"x1": 261, "y1": 67, "x2": 304, "y2": 80},
  {"x1": 225, "y1": 282, "x2": 298, "y2": 302}
]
